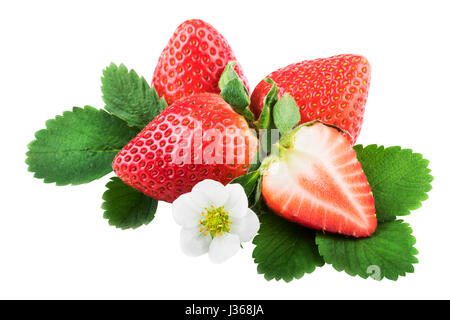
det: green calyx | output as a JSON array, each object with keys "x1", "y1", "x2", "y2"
[
  {"x1": 277, "y1": 123, "x2": 303, "y2": 150},
  {"x1": 219, "y1": 61, "x2": 253, "y2": 122},
  {"x1": 219, "y1": 61, "x2": 238, "y2": 91},
  {"x1": 253, "y1": 79, "x2": 301, "y2": 156},
  {"x1": 254, "y1": 78, "x2": 300, "y2": 133},
  {"x1": 268, "y1": 121, "x2": 324, "y2": 163},
  {"x1": 199, "y1": 205, "x2": 232, "y2": 238},
  {"x1": 254, "y1": 78, "x2": 278, "y2": 130},
  {"x1": 273, "y1": 93, "x2": 300, "y2": 134}
]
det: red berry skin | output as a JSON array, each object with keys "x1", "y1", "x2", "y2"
[
  {"x1": 113, "y1": 93, "x2": 258, "y2": 203},
  {"x1": 250, "y1": 54, "x2": 371, "y2": 145},
  {"x1": 152, "y1": 19, "x2": 249, "y2": 106}
]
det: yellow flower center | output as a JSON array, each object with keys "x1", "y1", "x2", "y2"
[{"x1": 199, "y1": 205, "x2": 231, "y2": 238}]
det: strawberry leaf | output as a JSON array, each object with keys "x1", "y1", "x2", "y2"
[
  {"x1": 316, "y1": 220, "x2": 418, "y2": 281},
  {"x1": 230, "y1": 170, "x2": 260, "y2": 199},
  {"x1": 273, "y1": 93, "x2": 300, "y2": 135},
  {"x1": 355, "y1": 145, "x2": 433, "y2": 222},
  {"x1": 253, "y1": 210, "x2": 325, "y2": 282},
  {"x1": 102, "y1": 63, "x2": 166, "y2": 129},
  {"x1": 230, "y1": 169, "x2": 264, "y2": 209},
  {"x1": 102, "y1": 177, "x2": 158, "y2": 229},
  {"x1": 26, "y1": 106, "x2": 139, "y2": 185},
  {"x1": 251, "y1": 177, "x2": 263, "y2": 211}
]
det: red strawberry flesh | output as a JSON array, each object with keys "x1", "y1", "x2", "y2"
[{"x1": 262, "y1": 122, "x2": 376, "y2": 237}]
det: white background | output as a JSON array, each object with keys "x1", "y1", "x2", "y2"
[{"x1": 1, "y1": 0, "x2": 449, "y2": 299}]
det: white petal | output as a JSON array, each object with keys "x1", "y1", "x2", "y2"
[
  {"x1": 208, "y1": 233, "x2": 241, "y2": 264},
  {"x1": 191, "y1": 179, "x2": 228, "y2": 208},
  {"x1": 180, "y1": 227, "x2": 212, "y2": 257},
  {"x1": 230, "y1": 209, "x2": 260, "y2": 242},
  {"x1": 224, "y1": 183, "x2": 248, "y2": 218},
  {"x1": 189, "y1": 186, "x2": 209, "y2": 210},
  {"x1": 172, "y1": 193, "x2": 202, "y2": 228}
]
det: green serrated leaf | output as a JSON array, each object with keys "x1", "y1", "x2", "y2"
[
  {"x1": 26, "y1": 106, "x2": 139, "y2": 186},
  {"x1": 102, "y1": 63, "x2": 165, "y2": 129},
  {"x1": 355, "y1": 144, "x2": 433, "y2": 221},
  {"x1": 230, "y1": 170, "x2": 260, "y2": 199},
  {"x1": 316, "y1": 220, "x2": 418, "y2": 281},
  {"x1": 159, "y1": 96, "x2": 168, "y2": 110},
  {"x1": 102, "y1": 177, "x2": 158, "y2": 229},
  {"x1": 273, "y1": 93, "x2": 300, "y2": 135},
  {"x1": 253, "y1": 210, "x2": 325, "y2": 282}
]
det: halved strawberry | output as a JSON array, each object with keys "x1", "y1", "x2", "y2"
[{"x1": 261, "y1": 121, "x2": 377, "y2": 237}]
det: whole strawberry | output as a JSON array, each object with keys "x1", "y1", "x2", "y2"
[
  {"x1": 152, "y1": 19, "x2": 249, "y2": 106},
  {"x1": 250, "y1": 54, "x2": 371, "y2": 145},
  {"x1": 113, "y1": 93, "x2": 258, "y2": 203}
]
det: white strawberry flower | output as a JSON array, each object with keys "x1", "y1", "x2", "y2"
[{"x1": 172, "y1": 179, "x2": 260, "y2": 263}]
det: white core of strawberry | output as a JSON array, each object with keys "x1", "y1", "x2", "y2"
[{"x1": 293, "y1": 125, "x2": 372, "y2": 227}]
